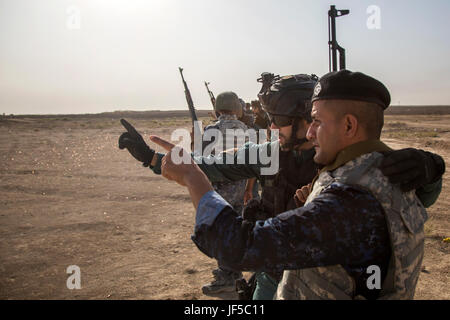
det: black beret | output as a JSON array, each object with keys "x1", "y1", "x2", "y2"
[{"x1": 311, "y1": 70, "x2": 391, "y2": 109}]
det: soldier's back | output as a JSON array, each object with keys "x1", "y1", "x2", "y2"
[{"x1": 203, "y1": 115, "x2": 248, "y2": 213}]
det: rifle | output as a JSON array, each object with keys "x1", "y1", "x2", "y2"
[
  {"x1": 328, "y1": 5, "x2": 350, "y2": 72},
  {"x1": 179, "y1": 67, "x2": 198, "y2": 124},
  {"x1": 204, "y1": 81, "x2": 219, "y2": 119},
  {"x1": 204, "y1": 81, "x2": 216, "y2": 109},
  {"x1": 178, "y1": 67, "x2": 202, "y2": 150}
]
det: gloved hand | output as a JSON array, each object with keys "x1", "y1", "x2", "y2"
[
  {"x1": 380, "y1": 148, "x2": 445, "y2": 192},
  {"x1": 118, "y1": 119, "x2": 155, "y2": 167},
  {"x1": 242, "y1": 199, "x2": 269, "y2": 222}
]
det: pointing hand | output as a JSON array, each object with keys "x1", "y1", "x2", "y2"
[{"x1": 118, "y1": 119, "x2": 155, "y2": 167}]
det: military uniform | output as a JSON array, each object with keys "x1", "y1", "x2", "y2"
[
  {"x1": 260, "y1": 148, "x2": 317, "y2": 216},
  {"x1": 190, "y1": 140, "x2": 428, "y2": 299},
  {"x1": 186, "y1": 70, "x2": 439, "y2": 299},
  {"x1": 151, "y1": 139, "x2": 441, "y2": 210},
  {"x1": 276, "y1": 140, "x2": 427, "y2": 299},
  {"x1": 202, "y1": 113, "x2": 248, "y2": 214},
  {"x1": 240, "y1": 110, "x2": 255, "y2": 129},
  {"x1": 119, "y1": 69, "x2": 444, "y2": 300},
  {"x1": 199, "y1": 91, "x2": 249, "y2": 294}
]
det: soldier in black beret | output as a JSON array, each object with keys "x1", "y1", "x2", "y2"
[{"x1": 309, "y1": 70, "x2": 445, "y2": 180}]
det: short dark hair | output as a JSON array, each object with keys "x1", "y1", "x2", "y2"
[{"x1": 333, "y1": 101, "x2": 384, "y2": 139}]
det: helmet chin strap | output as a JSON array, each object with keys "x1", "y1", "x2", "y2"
[{"x1": 280, "y1": 117, "x2": 309, "y2": 151}]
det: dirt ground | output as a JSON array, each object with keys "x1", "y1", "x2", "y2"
[{"x1": 0, "y1": 113, "x2": 448, "y2": 300}]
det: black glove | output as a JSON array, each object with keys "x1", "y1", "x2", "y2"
[
  {"x1": 380, "y1": 148, "x2": 445, "y2": 192},
  {"x1": 118, "y1": 119, "x2": 155, "y2": 167},
  {"x1": 242, "y1": 198, "x2": 270, "y2": 222}
]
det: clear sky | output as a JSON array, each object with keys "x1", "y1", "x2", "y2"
[{"x1": 1, "y1": 0, "x2": 449, "y2": 115}]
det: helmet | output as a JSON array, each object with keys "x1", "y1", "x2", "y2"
[
  {"x1": 215, "y1": 91, "x2": 242, "y2": 113},
  {"x1": 258, "y1": 74, "x2": 318, "y2": 122}
]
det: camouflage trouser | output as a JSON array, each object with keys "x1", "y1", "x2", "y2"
[{"x1": 253, "y1": 272, "x2": 278, "y2": 300}]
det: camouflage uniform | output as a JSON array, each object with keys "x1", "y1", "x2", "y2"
[
  {"x1": 240, "y1": 111, "x2": 255, "y2": 129},
  {"x1": 276, "y1": 141, "x2": 427, "y2": 299},
  {"x1": 202, "y1": 114, "x2": 248, "y2": 214},
  {"x1": 199, "y1": 92, "x2": 249, "y2": 294},
  {"x1": 191, "y1": 140, "x2": 428, "y2": 299}
]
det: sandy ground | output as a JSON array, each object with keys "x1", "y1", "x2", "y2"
[{"x1": 0, "y1": 114, "x2": 448, "y2": 300}]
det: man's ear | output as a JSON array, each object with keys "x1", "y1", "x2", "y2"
[{"x1": 343, "y1": 114, "x2": 358, "y2": 138}]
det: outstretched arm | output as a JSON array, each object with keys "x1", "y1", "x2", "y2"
[
  {"x1": 149, "y1": 135, "x2": 213, "y2": 209},
  {"x1": 151, "y1": 136, "x2": 390, "y2": 276},
  {"x1": 380, "y1": 148, "x2": 445, "y2": 207},
  {"x1": 118, "y1": 119, "x2": 268, "y2": 182}
]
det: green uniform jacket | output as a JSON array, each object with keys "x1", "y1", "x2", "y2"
[{"x1": 149, "y1": 141, "x2": 442, "y2": 208}]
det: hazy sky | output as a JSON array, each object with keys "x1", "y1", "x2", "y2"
[{"x1": 1, "y1": 0, "x2": 449, "y2": 115}]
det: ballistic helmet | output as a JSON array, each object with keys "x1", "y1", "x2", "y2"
[
  {"x1": 215, "y1": 91, "x2": 242, "y2": 113},
  {"x1": 258, "y1": 74, "x2": 318, "y2": 122}
]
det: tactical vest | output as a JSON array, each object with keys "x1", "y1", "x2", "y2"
[
  {"x1": 260, "y1": 148, "x2": 318, "y2": 217},
  {"x1": 275, "y1": 152, "x2": 428, "y2": 300}
]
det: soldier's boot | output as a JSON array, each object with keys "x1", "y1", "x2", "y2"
[{"x1": 202, "y1": 268, "x2": 242, "y2": 294}]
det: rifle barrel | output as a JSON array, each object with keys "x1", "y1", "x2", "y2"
[
  {"x1": 327, "y1": 5, "x2": 349, "y2": 71},
  {"x1": 178, "y1": 67, "x2": 198, "y2": 122}
]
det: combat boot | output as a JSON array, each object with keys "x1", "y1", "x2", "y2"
[{"x1": 202, "y1": 268, "x2": 242, "y2": 294}]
